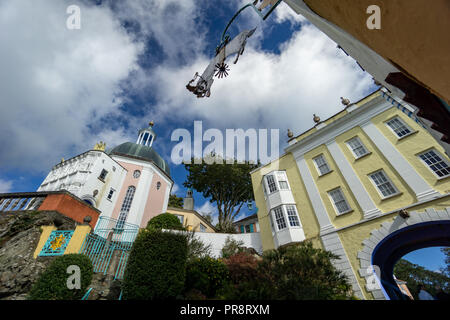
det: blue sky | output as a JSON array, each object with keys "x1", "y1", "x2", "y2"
[{"x1": 0, "y1": 1, "x2": 445, "y2": 271}]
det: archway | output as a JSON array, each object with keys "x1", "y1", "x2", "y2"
[
  {"x1": 357, "y1": 207, "x2": 450, "y2": 300},
  {"x1": 372, "y1": 220, "x2": 450, "y2": 300}
]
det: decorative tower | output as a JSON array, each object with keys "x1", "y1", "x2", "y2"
[
  {"x1": 136, "y1": 121, "x2": 157, "y2": 147},
  {"x1": 183, "y1": 188, "x2": 194, "y2": 211}
]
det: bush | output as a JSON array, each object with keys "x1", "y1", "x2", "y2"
[
  {"x1": 28, "y1": 254, "x2": 93, "y2": 300},
  {"x1": 184, "y1": 257, "x2": 230, "y2": 298},
  {"x1": 122, "y1": 229, "x2": 187, "y2": 300},
  {"x1": 146, "y1": 213, "x2": 185, "y2": 231},
  {"x1": 222, "y1": 252, "x2": 271, "y2": 300},
  {"x1": 221, "y1": 236, "x2": 245, "y2": 258},
  {"x1": 258, "y1": 242, "x2": 353, "y2": 300},
  {"x1": 184, "y1": 231, "x2": 212, "y2": 262}
]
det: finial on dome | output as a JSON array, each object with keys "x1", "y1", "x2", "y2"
[
  {"x1": 313, "y1": 114, "x2": 321, "y2": 124},
  {"x1": 149, "y1": 120, "x2": 154, "y2": 127},
  {"x1": 341, "y1": 97, "x2": 350, "y2": 106},
  {"x1": 287, "y1": 129, "x2": 294, "y2": 138}
]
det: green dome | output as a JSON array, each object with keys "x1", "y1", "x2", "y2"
[{"x1": 109, "y1": 142, "x2": 170, "y2": 176}]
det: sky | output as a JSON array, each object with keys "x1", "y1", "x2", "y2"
[{"x1": 0, "y1": 1, "x2": 445, "y2": 271}]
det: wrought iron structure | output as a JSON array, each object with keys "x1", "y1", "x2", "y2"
[
  {"x1": 39, "y1": 230, "x2": 74, "y2": 256},
  {"x1": 79, "y1": 216, "x2": 139, "y2": 280}
]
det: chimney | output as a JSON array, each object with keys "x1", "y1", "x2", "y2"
[{"x1": 183, "y1": 188, "x2": 194, "y2": 211}]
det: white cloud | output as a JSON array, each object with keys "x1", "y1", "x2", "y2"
[
  {"x1": 0, "y1": 179, "x2": 13, "y2": 193},
  {"x1": 0, "y1": 0, "x2": 142, "y2": 172},
  {"x1": 195, "y1": 201, "x2": 219, "y2": 224},
  {"x1": 143, "y1": 23, "x2": 374, "y2": 143},
  {"x1": 171, "y1": 182, "x2": 180, "y2": 195}
]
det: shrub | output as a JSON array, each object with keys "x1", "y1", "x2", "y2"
[
  {"x1": 28, "y1": 254, "x2": 93, "y2": 300},
  {"x1": 221, "y1": 236, "x2": 245, "y2": 258},
  {"x1": 146, "y1": 213, "x2": 185, "y2": 231},
  {"x1": 184, "y1": 231, "x2": 212, "y2": 262},
  {"x1": 223, "y1": 252, "x2": 259, "y2": 284},
  {"x1": 184, "y1": 257, "x2": 230, "y2": 298},
  {"x1": 257, "y1": 242, "x2": 353, "y2": 300},
  {"x1": 122, "y1": 229, "x2": 187, "y2": 300}
]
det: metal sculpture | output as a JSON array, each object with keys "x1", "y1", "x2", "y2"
[{"x1": 186, "y1": 0, "x2": 282, "y2": 98}]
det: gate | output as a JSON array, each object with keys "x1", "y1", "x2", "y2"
[{"x1": 80, "y1": 216, "x2": 139, "y2": 280}]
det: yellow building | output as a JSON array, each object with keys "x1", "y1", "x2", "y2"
[
  {"x1": 166, "y1": 189, "x2": 216, "y2": 233},
  {"x1": 251, "y1": 88, "x2": 450, "y2": 300}
]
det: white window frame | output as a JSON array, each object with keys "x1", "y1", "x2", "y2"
[
  {"x1": 346, "y1": 136, "x2": 369, "y2": 159},
  {"x1": 385, "y1": 116, "x2": 414, "y2": 139},
  {"x1": 285, "y1": 205, "x2": 301, "y2": 227},
  {"x1": 265, "y1": 174, "x2": 278, "y2": 194},
  {"x1": 276, "y1": 171, "x2": 290, "y2": 190},
  {"x1": 418, "y1": 149, "x2": 450, "y2": 179},
  {"x1": 272, "y1": 206, "x2": 287, "y2": 231},
  {"x1": 175, "y1": 214, "x2": 184, "y2": 224},
  {"x1": 328, "y1": 188, "x2": 352, "y2": 215},
  {"x1": 199, "y1": 223, "x2": 206, "y2": 232},
  {"x1": 369, "y1": 170, "x2": 399, "y2": 199},
  {"x1": 106, "y1": 188, "x2": 115, "y2": 201},
  {"x1": 313, "y1": 154, "x2": 331, "y2": 176}
]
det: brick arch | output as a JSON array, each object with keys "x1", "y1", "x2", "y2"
[{"x1": 357, "y1": 207, "x2": 450, "y2": 300}]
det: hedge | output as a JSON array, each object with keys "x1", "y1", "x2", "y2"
[
  {"x1": 146, "y1": 213, "x2": 185, "y2": 231},
  {"x1": 122, "y1": 229, "x2": 187, "y2": 299},
  {"x1": 28, "y1": 254, "x2": 93, "y2": 300}
]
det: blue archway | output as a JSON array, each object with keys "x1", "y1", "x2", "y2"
[{"x1": 371, "y1": 220, "x2": 450, "y2": 300}]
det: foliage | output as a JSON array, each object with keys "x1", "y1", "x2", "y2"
[
  {"x1": 221, "y1": 236, "x2": 246, "y2": 258},
  {"x1": 183, "y1": 154, "x2": 258, "y2": 232},
  {"x1": 28, "y1": 254, "x2": 93, "y2": 300},
  {"x1": 168, "y1": 194, "x2": 184, "y2": 208},
  {"x1": 224, "y1": 242, "x2": 353, "y2": 300},
  {"x1": 146, "y1": 213, "x2": 185, "y2": 231},
  {"x1": 184, "y1": 256, "x2": 230, "y2": 299},
  {"x1": 441, "y1": 247, "x2": 450, "y2": 277},
  {"x1": 184, "y1": 231, "x2": 212, "y2": 262},
  {"x1": 394, "y1": 258, "x2": 450, "y2": 298},
  {"x1": 122, "y1": 229, "x2": 187, "y2": 300}
]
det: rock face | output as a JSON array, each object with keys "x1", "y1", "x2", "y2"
[
  {"x1": 87, "y1": 273, "x2": 122, "y2": 300},
  {"x1": 0, "y1": 211, "x2": 77, "y2": 300}
]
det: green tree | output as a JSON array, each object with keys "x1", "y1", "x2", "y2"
[
  {"x1": 146, "y1": 213, "x2": 185, "y2": 231},
  {"x1": 122, "y1": 229, "x2": 188, "y2": 300},
  {"x1": 168, "y1": 194, "x2": 184, "y2": 208},
  {"x1": 184, "y1": 155, "x2": 258, "y2": 232},
  {"x1": 441, "y1": 247, "x2": 450, "y2": 277},
  {"x1": 394, "y1": 258, "x2": 450, "y2": 298}
]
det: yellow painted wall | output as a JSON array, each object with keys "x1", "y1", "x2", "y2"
[
  {"x1": 251, "y1": 153, "x2": 323, "y2": 251},
  {"x1": 33, "y1": 226, "x2": 57, "y2": 259},
  {"x1": 166, "y1": 208, "x2": 215, "y2": 233},
  {"x1": 65, "y1": 225, "x2": 91, "y2": 254},
  {"x1": 371, "y1": 107, "x2": 450, "y2": 194},
  {"x1": 304, "y1": 145, "x2": 364, "y2": 229},
  {"x1": 338, "y1": 195, "x2": 450, "y2": 299}
]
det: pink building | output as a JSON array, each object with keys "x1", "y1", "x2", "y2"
[{"x1": 38, "y1": 122, "x2": 173, "y2": 229}]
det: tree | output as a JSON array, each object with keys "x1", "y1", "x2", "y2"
[
  {"x1": 146, "y1": 213, "x2": 185, "y2": 231},
  {"x1": 394, "y1": 258, "x2": 450, "y2": 298},
  {"x1": 441, "y1": 247, "x2": 450, "y2": 277},
  {"x1": 184, "y1": 155, "x2": 258, "y2": 232},
  {"x1": 168, "y1": 194, "x2": 183, "y2": 208}
]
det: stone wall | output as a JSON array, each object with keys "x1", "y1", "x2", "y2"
[{"x1": 0, "y1": 211, "x2": 77, "y2": 300}]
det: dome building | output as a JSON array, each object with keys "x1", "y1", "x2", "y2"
[{"x1": 37, "y1": 122, "x2": 173, "y2": 229}]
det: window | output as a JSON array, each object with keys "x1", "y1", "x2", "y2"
[
  {"x1": 347, "y1": 137, "x2": 368, "y2": 158},
  {"x1": 419, "y1": 149, "x2": 450, "y2": 178},
  {"x1": 99, "y1": 169, "x2": 108, "y2": 181},
  {"x1": 313, "y1": 155, "x2": 331, "y2": 175},
  {"x1": 266, "y1": 175, "x2": 278, "y2": 193},
  {"x1": 240, "y1": 225, "x2": 245, "y2": 233},
  {"x1": 386, "y1": 117, "x2": 412, "y2": 138},
  {"x1": 156, "y1": 181, "x2": 161, "y2": 190},
  {"x1": 286, "y1": 205, "x2": 300, "y2": 227},
  {"x1": 277, "y1": 172, "x2": 289, "y2": 190},
  {"x1": 175, "y1": 214, "x2": 184, "y2": 224},
  {"x1": 273, "y1": 207, "x2": 287, "y2": 230},
  {"x1": 133, "y1": 170, "x2": 141, "y2": 178},
  {"x1": 199, "y1": 223, "x2": 206, "y2": 232},
  {"x1": 245, "y1": 224, "x2": 251, "y2": 233},
  {"x1": 107, "y1": 188, "x2": 115, "y2": 200},
  {"x1": 116, "y1": 186, "x2": 136, "y2": 230},
  {"x1": 369, "y1": 170, "x2": 398, "y2": 198},
  {"x1": 328, "y1": 188, "x2": 351, "y2": 214}
]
